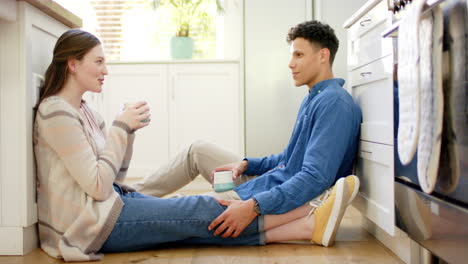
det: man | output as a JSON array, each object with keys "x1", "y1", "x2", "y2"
[{"x1": 132, "y1": 20, "x2": 361, "y2": 245}]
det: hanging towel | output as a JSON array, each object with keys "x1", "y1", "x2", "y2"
[
  {"x1": 417, "y1": 5, "x2": 444, "y2": 194},
  {"x1": 397, "y1": 0, "x2": 427, "y2": 165}
]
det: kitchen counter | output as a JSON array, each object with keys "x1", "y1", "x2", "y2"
[
  {"x1": 343, "y1": 0, "x2": 382, "y2": 28},
  {"x1": 19, "y1": 0, "x2": 81, "y2": 28}
]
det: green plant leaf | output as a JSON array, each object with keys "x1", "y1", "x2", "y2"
[{"x1": 151, "y1": 0, "x2": 225, "y2": 37}]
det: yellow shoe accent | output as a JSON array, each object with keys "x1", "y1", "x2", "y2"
[{"x1": 310, "y1": 177, "x2": 349, "y2": 247}]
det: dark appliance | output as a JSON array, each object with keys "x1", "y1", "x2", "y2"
[{"x1": 388, "y1": 0, "x2": 468, "y2": 263}]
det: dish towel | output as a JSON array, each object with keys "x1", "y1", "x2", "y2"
[
  {"x1": 397, "y1": 0, "x2": 427, "y2": 165},
  {"x1": 397, "y1": 0, "x2": 425, "y2": 165},
  {"x1": 417, "y1": 5, "x2": 444, "y2": 194}
]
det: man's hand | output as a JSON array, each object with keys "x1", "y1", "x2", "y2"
[
  {"x1": 208, "y1": 198, "x2": 258, "y2": 238},
  {"x1": 210, "y1": 160, "x2": 248, "y2": 184}
]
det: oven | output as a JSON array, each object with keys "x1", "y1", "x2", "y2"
[{"x1": 386, "y1": 0, "x2": 468, "y2": 263}]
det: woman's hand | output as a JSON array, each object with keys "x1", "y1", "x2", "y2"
[{"x1": 116, "y1": 101, "x2": 151, "y2": 131}]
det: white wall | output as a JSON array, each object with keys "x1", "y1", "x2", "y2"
[
  {"x1": 244, "y1": 0, "x2": 310, "y2": 157},
  {"x1": 219, "y1": 0, "x2": 243, "y2": 59},
  {"x1": 315, "y1": 0, "x2": 368, "y2": 90},
  {"x1": 0, "y1": 0, "x2": 16, "y2": 22},
  {"x1": 244, "y1": 0, "x2": 367, "y2": 157}
]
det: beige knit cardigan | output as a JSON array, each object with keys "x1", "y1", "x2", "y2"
[{"x1": 34, "y1": 96, "x2": 135, "y2": 261}]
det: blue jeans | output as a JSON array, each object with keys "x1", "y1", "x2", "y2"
[{"x1": 100, "y1": 184, "x2": 265, "y2": 252}]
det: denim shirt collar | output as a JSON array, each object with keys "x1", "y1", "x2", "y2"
[{"x1": 308, "y1": 78, "x2": 345, "y2": 97}]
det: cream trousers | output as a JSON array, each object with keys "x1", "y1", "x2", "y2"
[{"x1": 131, "y1": 140, "x2": 254, "y2": 200}]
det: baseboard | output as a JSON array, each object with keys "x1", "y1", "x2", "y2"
[
  {"x1": 359, "y1": 214, "x2": 412, "y2": 263},
  {"x1": 0, "y1": 224, "x2": 38, "y2": 255}
]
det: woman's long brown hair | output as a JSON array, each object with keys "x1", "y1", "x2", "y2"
[{"x1": 34, "y1": 29, "x2": 101, "y2": 111}]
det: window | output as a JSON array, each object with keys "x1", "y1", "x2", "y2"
[{"x1": 54, "y1": 0, "x2": 242, "y2": 61}]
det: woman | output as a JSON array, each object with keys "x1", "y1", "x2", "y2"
[{"x1": 34, "y1": 29, "x2": 357, "y2": 262}]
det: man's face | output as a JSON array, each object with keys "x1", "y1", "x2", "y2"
[{"x1": 288, "y1": 38, "x2": 325, "y2": 88}]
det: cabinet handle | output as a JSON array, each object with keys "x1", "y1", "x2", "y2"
[
  {"x1": 360, "y1": 72, "x2": 372, "y2": 77},
  {"x1": 361, "y1": 150, "x2": 372, "y2": 154},
  {"x1": 359, "y1": 18, "x2": 372, "y2": 27}
]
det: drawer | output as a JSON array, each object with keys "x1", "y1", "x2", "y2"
[
  {"x1": 354, "y1": 141, "x2": 395, "y2": 235},
  {"x1": 349, "y1": 56, "x2": 394, "y2": 145},
  {"x1": 347, "y1": 1, "x2": 392, "y2": 70},
  {"x1": 348, "y1": 0, "x2": 389, "y2": 41},
  {"x1": 348, "y1": 22, "x2": 393, "y2": 70}
]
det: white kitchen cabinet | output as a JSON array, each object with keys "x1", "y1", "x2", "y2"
[
  {"x1": 96, "y1": 64, "x2": 170, "y2": 179},
  {"x1": 350, "y1": 55, "x2": 394, "y2": 145},
  {"x1": 344, "y1": 0, "x2": 396, "y2": 236},
  {"x1": 347, "y1": 0, "x2": 392, "y2": 71},
  {"x1": 355, "y1": 141, "x2": 395, "y2": 235},
  {"x1": 0, "y1": 0, "x2": 78, "y2": 255},
  {"x1": 94, "y1": 62, "x2": 243, "y2": 178},
  {"x1": 168, "y1": 63, "x2": 242, "y2": 156}
]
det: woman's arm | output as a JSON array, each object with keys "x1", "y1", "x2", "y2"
[
  {"x1": 94, "y1": 107, "x2": 135, "y2": 184},
  {"x1": 37, "y1": 101, "x2": 133, "y2": 201}
]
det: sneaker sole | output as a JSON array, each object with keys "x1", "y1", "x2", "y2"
[
  {"x1": 347, "y1": 175, "x2": 360, "y2": 205},
  {"x1": 322, "y1": 177, "x2": 349, "y2": 247}
]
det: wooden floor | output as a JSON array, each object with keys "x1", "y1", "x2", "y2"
[{"x1": 0, "y1": 177, "x2": 404, "y2": 264}]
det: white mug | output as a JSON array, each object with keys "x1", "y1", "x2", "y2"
[
  {"x1": 119, "y1": 102, "x2": 150, "y2": 123},
  {"x1": 213, "y1": 171, "x2": 235, "y2": 192}
]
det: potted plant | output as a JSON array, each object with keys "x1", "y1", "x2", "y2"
[{"x1": 151, "y1": 0, "x2": 224, "y2": 59}]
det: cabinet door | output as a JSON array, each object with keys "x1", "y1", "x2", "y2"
[
  {"x1": 350, "y1": 55, "x2": 394, "y2": 145},
  {"x1": 168, "y1": 63, "x2": 243, "y2": 157},
  {"x1": 103, "y1": 64, "x2": 169, "y2": 178},
  {"x1": 355, "y1": 141, "x2": 395, "y2": 235}
]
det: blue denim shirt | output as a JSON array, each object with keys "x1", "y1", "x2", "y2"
[{"x1": 235, "y1": 78, "x2": 362, "y2": 214}]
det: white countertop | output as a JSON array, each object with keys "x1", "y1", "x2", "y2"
[
  {"x1": 108, "y1": 59, "x2": 241, "y2": 65},
  {"x1": 20, "y1": 0, "x2": 82, "y2": 28},
  {"x1": 343, "y1": 0, "x2": 383, "y2": 28}
]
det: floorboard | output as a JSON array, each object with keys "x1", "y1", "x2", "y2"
[{"x1": 0, "y1": 177, "x2": 404, "y2": 263}]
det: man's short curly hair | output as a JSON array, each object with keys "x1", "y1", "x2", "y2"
[{"x1": 287, "y1": 20, "x2": 339, "y2": 66}]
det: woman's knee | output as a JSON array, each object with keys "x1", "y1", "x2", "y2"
[{"x1": 189, "y1": 140, "x2": 215, "y2": 156}]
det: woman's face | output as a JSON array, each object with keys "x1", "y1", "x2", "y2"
[{"x1": 74, "y1": 44, "x2": 108, "y2": 93}]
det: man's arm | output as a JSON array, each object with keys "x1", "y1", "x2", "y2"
[
  {"x1": 242, "y1": 150, "x2": 286, "y2": 176},
  {"x1": 210, "y1": 150, "x2": 287, "y2": 182},
  {"x1": 254, "y1": 98, "x2": 359, "y2": 214}
]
